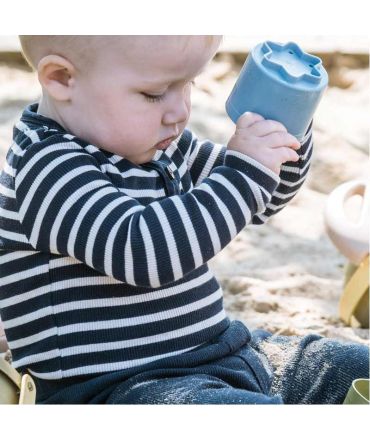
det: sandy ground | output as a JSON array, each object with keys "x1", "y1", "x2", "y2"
[{"x1": 0, "y1": 44, "x2": 369, "y2": 347}]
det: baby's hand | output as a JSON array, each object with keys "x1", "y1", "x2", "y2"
[{"x1": 227, "y1": 112, "x2": 300, "y2": 175}]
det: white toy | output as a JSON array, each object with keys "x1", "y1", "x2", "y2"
[{"x1": 324, "y1": 179, "x2": 369, "y2": 328}]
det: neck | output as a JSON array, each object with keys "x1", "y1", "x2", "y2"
[{"x1": 37, "y1": 95, "x2": 67, "y2": 130}]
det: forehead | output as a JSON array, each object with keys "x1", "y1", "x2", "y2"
[{"x1": 108, "y1": 36, "x2": 221, "y2": 83}]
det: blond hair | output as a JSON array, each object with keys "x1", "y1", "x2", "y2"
[
  {"x1": 19, "y1": 35, "x2": 222, "y2": 71},
  {"x1": 19, "y1": 35, "x2": 109, "y2": 71}
]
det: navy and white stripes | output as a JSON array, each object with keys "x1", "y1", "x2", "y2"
[{"x1": 0, "y1": 104, "x2": 313, "y2": 379}]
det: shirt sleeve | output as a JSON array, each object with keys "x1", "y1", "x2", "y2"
[
  {"x1": 251, "y1": 121, "x2": 314, "y2": 224},
  {"x1": 177, "y1": 128, "x2": 226, "y2": 187},
  {"x1": 14, "y1": 135, "x2": 279, "y2": 289}
]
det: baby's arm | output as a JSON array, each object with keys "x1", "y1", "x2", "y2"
[
  {"x1": 251, "y1": 121, "x2": 313, "y2": 224},
  {"x1": 178, "y1": 129, "x2": 226, "y2": 187},
  {"x1": 182, "y1": 113, "x2": 312, "y2": 223},
  {"x1": 14, "y1": 133, "x2": 280, "y2": 289}
]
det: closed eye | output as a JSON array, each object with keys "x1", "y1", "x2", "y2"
[
  {"x1": 141, "y1": 92, "x2": 165, "y2": 103},
  {"x1": 141, "y1": 81, "x2": 195, "y2": 103}
]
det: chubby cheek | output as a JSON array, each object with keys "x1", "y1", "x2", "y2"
[{"x1": 94, "y1": 111, "x2": 159, "y2": 155}]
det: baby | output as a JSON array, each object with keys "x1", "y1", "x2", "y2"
[{"x1": 0, "y1": 36, "x2": 367, "y2": 404}]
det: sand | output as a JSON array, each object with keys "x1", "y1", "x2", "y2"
[{"x1": 0, "y1": 42, "x2": 368, "y2": 349}]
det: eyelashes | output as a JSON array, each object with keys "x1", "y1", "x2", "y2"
[
  {"x1": 142, "y1": 93, "x2": 165, "y2": 103},
  {"x1": 141, "y1": 81, "x2": 195, "y2": 103}
]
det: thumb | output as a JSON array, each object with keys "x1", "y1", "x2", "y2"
[{"x1": 236, "y1": 112, "x2": 265, "y2": 129}]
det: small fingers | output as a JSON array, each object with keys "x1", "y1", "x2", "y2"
[
  {"x1": 236, "y1": 112, "x2": 265, "y2": 129},
  {"x1": 275, "y1": 146, "x2": 300, "y2": 164},
  {"x1": 263, "y1": 132, "x2": 300, "y2": 149},
  {"x1": 248, "y1": 119, "x2": 288, "y2": 137},
  {"x1": 235, "y1": 116, "x2": 300, "y2": 150}
]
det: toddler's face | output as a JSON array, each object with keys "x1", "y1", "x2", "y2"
[{"x1": 65, "y1": 36, "x2": 221, "y2": 164}]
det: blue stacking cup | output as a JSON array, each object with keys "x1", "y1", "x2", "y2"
[{"x1": 226, "y1": 40, "x2": 328, "y2": 141}]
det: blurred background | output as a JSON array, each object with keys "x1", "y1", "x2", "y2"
[{"x1": 0, "y1": 35, "x2": 368, "y2": 344}]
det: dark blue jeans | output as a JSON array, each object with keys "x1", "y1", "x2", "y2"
[{"x1": 33, "y1": 320, "x2": 369, "y2": 404}]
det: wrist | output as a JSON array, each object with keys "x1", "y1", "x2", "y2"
[{"x1": 225, "y1": 150, "x2": 280, "y2": 192}]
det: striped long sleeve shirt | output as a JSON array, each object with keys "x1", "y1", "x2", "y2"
[{"x1": 0, "y1": 104, "x2": 313, "y2": 379}]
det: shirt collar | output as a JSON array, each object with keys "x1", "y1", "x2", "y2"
[{"x1": 20, "y1": 103, "x2": 67, "y2": 133}]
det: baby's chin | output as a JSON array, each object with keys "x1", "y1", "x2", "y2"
[
  {"x1": 124, "y1": 148, "x2": 157, "y2": 165},
  {"x1": 86, "y1": 137, "x2": 156, "y2": 165}
]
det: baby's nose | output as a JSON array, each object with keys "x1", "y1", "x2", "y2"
[{"x1": 162, "y1": 97, "x2": 189, "y2": 126}]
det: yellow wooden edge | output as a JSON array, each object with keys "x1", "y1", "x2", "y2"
[
  {"x1": 0, "y1": 355, "x2": 36, "y2": 404},
  {"x1": 19, "y1": 374, "x2": 36, "y2": 404},
  {"x1": 0, "y1": 354, "x2": 21, "y2": 388},
  {"x1": 339, "y1": 255, "x2": 369, "y2": 324}
]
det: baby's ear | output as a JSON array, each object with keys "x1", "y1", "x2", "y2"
[{"x1": 37, "y1": 55, "x2": 75, "y2": 101}]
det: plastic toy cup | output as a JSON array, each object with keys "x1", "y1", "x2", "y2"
[
  {"x1": 343, "y1": 379, "x2": 370, "y2": 404},
  {"x1": 226, "y1": 40, "x2": 328, "y2": 141}
]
